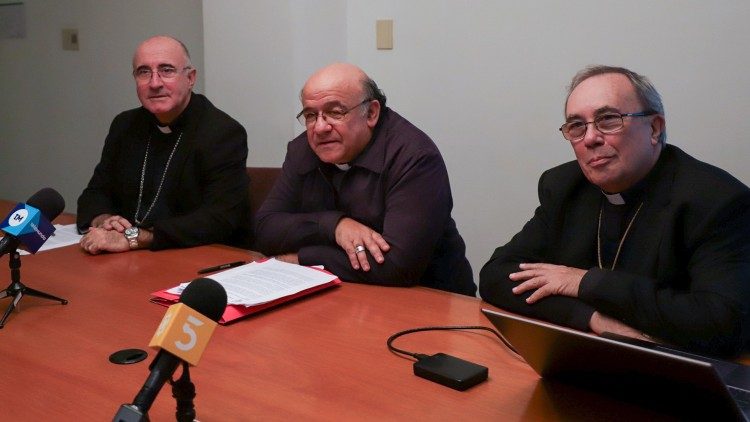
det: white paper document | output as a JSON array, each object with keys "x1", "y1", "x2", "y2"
[
  {"x1": 167, "y1": 259, "x2": 337, "y2": 306},
  {"x1": 17, "y1": 224, "x2": 82, "y2": 255}
]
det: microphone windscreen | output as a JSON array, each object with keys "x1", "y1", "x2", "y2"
[
  {"x1": 179, "y1": 278, "x2": 227, "y2": 322},
  {"x1": 26, "y1": 188, "x2": 65, "y2": 221}
]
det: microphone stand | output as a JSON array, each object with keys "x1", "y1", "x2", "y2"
[
  {"x1": 113, "y1": 362, "x2": 197, "y2": 422},
  {"x1": 171, "y1": 362, "x2": 197, "y2": 422},
  {"x1": 0, "y1": 249, "x2": 68, "y2": 328}
]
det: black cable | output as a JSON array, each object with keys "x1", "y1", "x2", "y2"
[{"x1": 386, "y1": 325, "x2": 520, "y2": 360}]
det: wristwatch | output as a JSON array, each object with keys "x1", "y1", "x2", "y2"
[{"x1": 124, "y1": 227, "x2": 140, "y2": 249}]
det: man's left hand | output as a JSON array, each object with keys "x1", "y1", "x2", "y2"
[
  {"x1": 510, "y1": 263, "x2": 587, "y2": 304},
  {"x1": 94, "y1": 214, "x2": 133, "y2": 233},
  {"x1": 334, "y1": 217, "x2": 390, "y2": 272}
]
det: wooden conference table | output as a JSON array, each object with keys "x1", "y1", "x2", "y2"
[{"x1": 0, "y1": 203, "x2": 718, "y2": 421}]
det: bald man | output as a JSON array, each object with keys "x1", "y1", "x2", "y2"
[
  {"x1": 255, "y1": 63, "x2": 475, "y2": 295},
  {"x1": 77, "y1": 35, "x2": 249, "y2": 254}
]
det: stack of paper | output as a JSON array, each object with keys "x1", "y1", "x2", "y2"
[{"x1": 153, "y1": 259, "x2": 342, "y2": 324}]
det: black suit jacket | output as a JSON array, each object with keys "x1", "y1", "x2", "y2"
[
  {"x1": 479, "y1": 145, "x2": 750, "y2": 357},
  {"x1": 77, "y1": 93, "x2": 249, "y2": 249}
]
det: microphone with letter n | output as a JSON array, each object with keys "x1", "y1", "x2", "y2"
[
  {"x1": 0, "y1": 187, "x2": 65, "y2": 257},
  {"x1": 114, "y1": 278, "x2": 227, "y2": 421}
]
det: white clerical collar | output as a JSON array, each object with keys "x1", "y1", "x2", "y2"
[
  {"x1": 602, "y1": 191, "x2": 625, "y2": 205},
  {"x1": 335, "y1": 163, "x2": 351, "y2": 171},
  {"x1": 157, "y1": 124, "x2": 172, "y2": 134}
]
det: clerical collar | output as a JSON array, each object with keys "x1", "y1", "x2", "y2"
[
  {"x1": 147, "y1": 92, "x2": 195, "y2": 134},
  {"x1": 335, "y1": 163, "x2": 351, "y2": 171},
  {"x1": 602, "y1": 191, "x2": 625, "y2": 205},
  {"x1": 600, "y1": 176, "x2": 649, "y2": 205}
]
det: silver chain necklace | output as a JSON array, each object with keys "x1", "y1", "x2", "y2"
[
  {"x1": 133, "y1": 132, "x2": 183, "y2": 226},
  {"x1": 597, "y1": 201, "x2": 644, "y2": 270}
]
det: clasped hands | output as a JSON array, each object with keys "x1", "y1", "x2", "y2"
[{"x1": 80, "y1": 214, "x2": 140, "y2": 255}]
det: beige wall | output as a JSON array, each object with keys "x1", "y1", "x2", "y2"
[
  {"x1": 3, "y1": 1, "x2": 749, "y2": 288},
  {"x1": 204, "y1": 1, "x2": 750, "y2": 286}
]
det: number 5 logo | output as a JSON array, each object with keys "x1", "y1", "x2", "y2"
[{"x1": 175, "y1": 315, "x2": 204, "y2": 351}]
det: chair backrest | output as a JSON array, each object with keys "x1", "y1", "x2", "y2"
[{"x1": 246, "y1": 167, "x2": 281, "y2": 218}]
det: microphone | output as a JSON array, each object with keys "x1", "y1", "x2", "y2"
[
  {"x1": 115, "y1": 278, "x2": 227, "y2": 420},
  {"x1": 0, "y1": 188, "x2": 65, "y2": 257}
]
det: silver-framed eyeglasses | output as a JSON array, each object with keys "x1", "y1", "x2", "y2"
[
  {"x1": 296, "y1": 99, "x2": 371, "y2": 126},
  {"x1": 133, "y1": 65, "x2": 192, "y2": 82},
  {"x1": 559, "y1": 111, "x2": 657, "y2": 142}
]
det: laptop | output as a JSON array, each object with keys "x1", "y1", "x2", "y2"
[{"x1": 482, "y1": 308, "x2": 750, "y2": 421}]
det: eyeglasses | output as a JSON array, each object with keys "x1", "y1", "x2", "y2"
[
  {"x1": 559, "y1": 111, "x2": 657, "y2": 142},
  {"x1": 296, "y1": 99, "x2": 371, "y2": 126},
  {"x1": 133, "y1": 65, "x2": 192, "y2": 82}
]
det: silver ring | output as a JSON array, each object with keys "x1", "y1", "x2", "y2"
[{"x1": 355, "y1": 245, "x2": 366, "y2": 254}]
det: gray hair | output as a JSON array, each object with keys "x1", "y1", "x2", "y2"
[
  {"x1": 566, "y1": 65, "x2": 666, "y2": 145},
  {"x1": 361, "y1": 76, "x2": 387, "y2": 109}
]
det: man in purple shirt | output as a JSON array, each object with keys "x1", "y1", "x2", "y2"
[{"x1": 254, "y1": 63, "x2": 474, "y2": 296}]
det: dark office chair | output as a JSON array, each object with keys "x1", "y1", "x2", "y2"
[{"x1": 246, "y1": 167, "x2": 281, "y2": 219}]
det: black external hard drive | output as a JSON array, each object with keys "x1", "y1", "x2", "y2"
[{"x1": 413, "y1": 353, "x2": 488, "y2": 391}]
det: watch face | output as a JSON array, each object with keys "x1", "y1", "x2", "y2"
[{"x1": 125, "y1": 227, "x2": 138, "y2": 237}]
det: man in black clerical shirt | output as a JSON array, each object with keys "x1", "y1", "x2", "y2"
[
  {"x1": 77, "y1": 35, "x2": 249, "y2": 254},
  {"x1": 479, "y1": 65, "x2": 750, "y2": 357},
  {"x1": 254, "y1": 63, "x2": 474, "y2": 295}
]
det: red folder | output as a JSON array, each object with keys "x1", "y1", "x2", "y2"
[{"x1": 150, "y1": 267, "x2": 342, "y2": 325}]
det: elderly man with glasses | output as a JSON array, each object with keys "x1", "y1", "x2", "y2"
[
  {"x1": 254, "y1": 63, "x2": 475, "y2": 296},
  {"x1": 77, "y1": 35, "x2": 249, "y2": 254},
  {"x1": 479, "y1": 65, "x2": 750, "y2": 357}
]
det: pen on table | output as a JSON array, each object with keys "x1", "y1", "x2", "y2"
[{"x1": 197, "y1": 261, "x2": 246, "y2": 274}]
